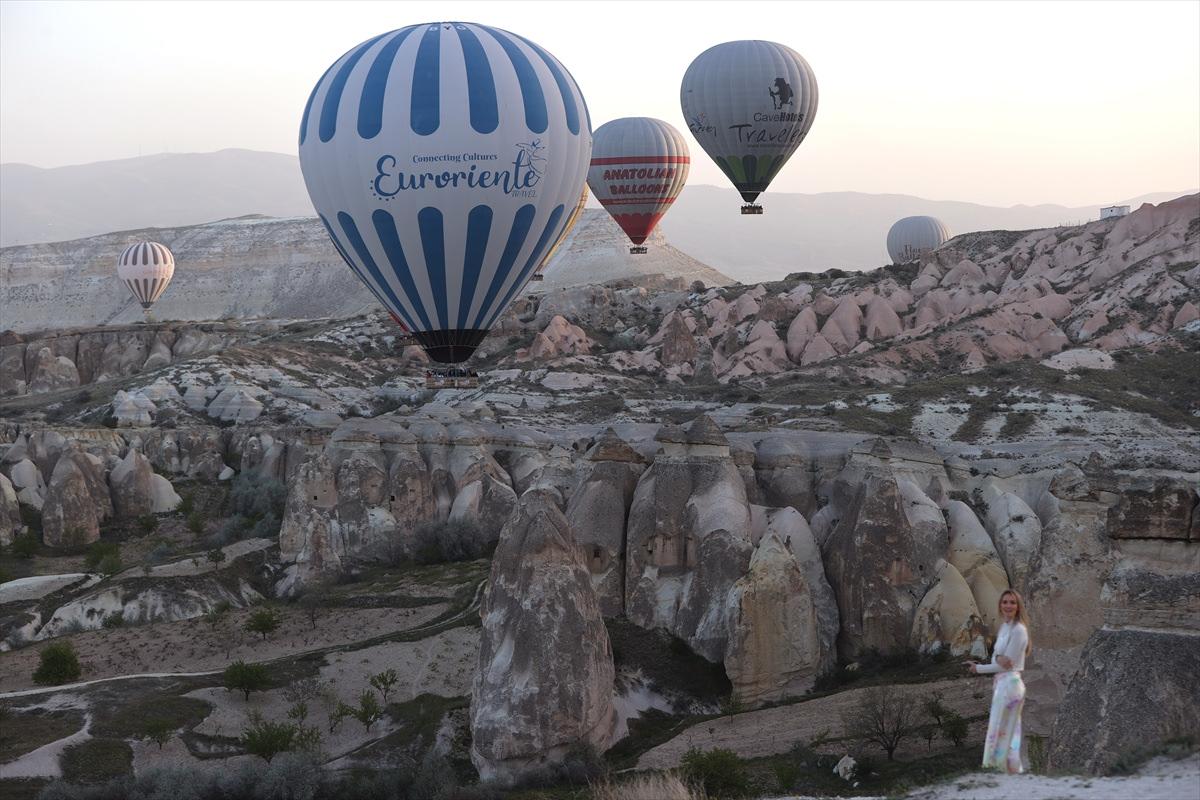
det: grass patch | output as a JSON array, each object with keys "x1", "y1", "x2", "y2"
[
  {"x1": 950, "y1": 406, "x2": 991, "y2": 443},
  {"x1": 751, "y1": 740, "x2": 982, "y2": 797},
  {"x1": 60, "y1": 738, "x2": 133, "y2": 784},
  {"x1": 605, "y1": 708, "x2": 696, "y2": 771},
  {"x1": 0, "y1": 708, "x2": 84, "y2": 762},
  {"x1": 91, "y1": 694, "x2": 212, "y2": 740},
  {"x1": 0, "y1": 778, "x2": 50, "y2": 800},
  {"x1": 998, "y1": 410, "x2": 1037, "y2": 439}
]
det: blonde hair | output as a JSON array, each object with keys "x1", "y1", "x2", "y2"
[{"x1": 998, "y1": 588, "x2": 1032, "y2": 655}]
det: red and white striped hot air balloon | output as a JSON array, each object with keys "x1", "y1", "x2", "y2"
[
  {"x1": 587, "y1": 118, "x2": 689, "y2": 254},
  {"x1": 117, "y1": 241, "x2": 175, "y2": 320}
]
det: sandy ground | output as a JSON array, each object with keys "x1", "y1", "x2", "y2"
[
  {"x1": 0, "y1": 714, "x2": 90, "y2": 779},
  {"x1": 317, "y1": 626, "x2": 479, "y2": 702},
  {"x1": 638, "y1": 677, "x2": 987, "y2": 770},
  {"x1": 111, "y1": 538, "x2": 275, "y2": 580},
  {"x1": 903, "y1": 754, "x2": 1200, "y2": 800},
  {"x1": 0, "y1": 602, "x2": 449, "y2": 693},
  {"x1": 0, "y1": 574, "x2": 97, "y2": 603}
]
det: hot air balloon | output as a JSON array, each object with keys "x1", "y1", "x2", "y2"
[
  {"x1": 531, "y1": 185, "x2": 588, "y2": 281},
  {"x1": 117, "y1": 242, "x2": 175, "y2": 321},
  {"x1": 680, "y1": 40, "x2": 817, "y2": 215},
  {"x1": 587, "y1": 117, "x2": 689, "y2": 254},
  {"x1": 299, "y1": 22, "x2": 592, "y2": 363},
  {"x1": 886, "y1": 216, "x2": 951, "y2": 264}
]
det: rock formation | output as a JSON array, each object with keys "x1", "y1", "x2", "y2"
[{"x1": 471, "y1": 489, "x2": 616, "y2": 783}]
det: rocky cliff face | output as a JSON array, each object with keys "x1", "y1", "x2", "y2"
[{"x1": 471, "y1": 489, "x2": 616, "y2": 783}]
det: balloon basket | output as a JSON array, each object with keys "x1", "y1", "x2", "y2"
[
  {"x1": 396, "y1": 335, "x2": 419, "y2": 347},
  {"x1": 424, "y1": 367, "x2": 480, "y2": 390},
  {"x1": 629, "y1": 246, "x2": 648, "y2": 255},
  {"x1": 529, "y1": 273, "x2": 545, "y2": 282},
  {"x1": 740, "y1": 204, "x2": 763, "y2": 215}
]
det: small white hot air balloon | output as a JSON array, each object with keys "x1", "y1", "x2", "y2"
[
  {"x1": 117, "y1": 242, "x2": 175, "y2": 321},
  {"x1": 886, "y1": 217, "x2": 951, "y2": 264}
]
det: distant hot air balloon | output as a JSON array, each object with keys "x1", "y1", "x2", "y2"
[
  {"x1": 680, "y1": 40, "x2": 817, "y2": 214},
  {"x1": 532, "y1": 185, "x2": 588, "y2": 281},
  {"x1": 886, "y1": 216, "x2": 951, "y2": 264},
  {"x1": 587, "y1": 117, "x2": 689, "y2": 254},
  {"x1": 117, "y1": 242, "x2": 175, "y2": 321},
  {"x1": 299, "y1": 22, "x2": 592, "y2": 363}
]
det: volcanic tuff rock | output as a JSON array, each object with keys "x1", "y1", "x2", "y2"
[
  {"x1": 822, "y1": 475, "x2": 947, "y2": 660},
  {"x1": 41, "y1": 447, "x2": 114, "y2": 548},
  {"x1": 471, "y1": 489, "x2": 616, "y2": 783}
]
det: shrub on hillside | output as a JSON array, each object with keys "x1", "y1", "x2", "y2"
[
  {"x1": 226, "y1": 472, "x2": 286, "y2": 538},
  {"x1": 34, "y1": 642, "x2": 82, "y2": 685},
  {"x1": 680, "y1": 747, "x2": 750, "y2": 797},
  {"x1": 11, "y1": 531, "x2": 39, "y2": 559},
  {"x1": 83, "y1": 541, "x2": 119, "y2": 571}
]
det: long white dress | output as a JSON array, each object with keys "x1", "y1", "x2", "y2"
[{"x1": 976, "y1": 621, "x2": 1029, "y2": 772}]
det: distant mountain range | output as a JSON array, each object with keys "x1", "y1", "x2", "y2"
[{"x1": 1, "y1": 149, "x2": 1193, "y2": 282}]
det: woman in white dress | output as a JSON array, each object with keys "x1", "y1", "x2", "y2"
[{"x1": 967, "y1": 588, "x2": 1032, "y2": 773}]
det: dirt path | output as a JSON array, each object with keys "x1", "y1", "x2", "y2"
[{"x1": 638, "y1": 677, "x2": 987, "y2": 770}]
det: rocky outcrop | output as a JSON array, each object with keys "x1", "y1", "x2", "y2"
[
  {"x1": 625, "y1": 417, "x2": 753, "y2": 661},
  {"x1": 108, "y1": 448, "x2": 180, "y2": 517},
  {"x1": 910, "y1": 559, "x2": 985, "y2": 657},
  {"x1": 1050, "y1": 626, "x2": 1200, "y2": 773},
  {"x1": 1105, "y1": 476, "x2": 1197, "y2": 541},
  {"x1": 823, "y1": 475, "x2": 946, "y2": 660},
  {"x1": 946, "y1": 500, "x2": 1009, "y2": 632},
  {"x1": 27, "y1": 347, "x2": 80, "y2": 394},
  {"x1": 41, "y1": 448, "x2": 113, "y2": 548},
  {"x1": 111, "y1": 390, "x2": 156, "y2": 427},
  {"x1": 565, "y1": 429, "x2": 647, "y2": 616},
  {"x1": 981, "y1": 482, "x2": 1042, "y2": 593},
  {"x1": 471, "y1": 490, "x2": 616, "y2": 783},
  {"x1": 725, "y1": 532, "x2": 835, "y2": 705},
  {"x1": 0, "y1": 472, "x2": 22, "y2": 545}
]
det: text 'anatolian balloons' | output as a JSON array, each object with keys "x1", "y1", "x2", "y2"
[
  {"x1": 587, "y1": 117, "x2": 689, "y2": 253},
  {"x1": 299, "y1": 22, "x2": 592, "y2": 363},
  {"x1": 681, "y1": 40, "x2": 817, "y2": 213}
]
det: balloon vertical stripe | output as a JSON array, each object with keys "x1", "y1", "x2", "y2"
[
  {"x1": 366, "y1": 210, "x2": 433, "y2": 330},
  {"x1": 516, "y1": 34, "x2": 581, "y2": 135},
  {"x1": 485, "y1": 203, "x2": 565, "y2": 329},
  {"x1": 471, "y1": 204, "x2": 536, "y2": 330},
  {"x1": 411, "y1": 26, "x2": 442, "y2": 135},
  {"x1": 485, "y1": 30, "x2": 547, "y2": 134},
  {"x1": 417, "y1": 207, "x2": 450, "y2": 329},
  {"x1": 321, "y1": 214, "x2": 400, "y2": 321},
  {"x1": 358, "y1": 27, "x2": 418, "y2": 139},
  {"x1": 319, "y1": 33, "x2": 388, "y2": 143},
  {"x1": 300, "y1": 61, "x2": 337, "y2": 146},
  {"x1": 340, "y1": 211, "x2": 425, "y2": 331},
  {"x1": 459, "y1": 206, "x2": 493, "y2": 329},
  {"x1": 455, "y1": 26, "x2": 500, "y2": 134}
]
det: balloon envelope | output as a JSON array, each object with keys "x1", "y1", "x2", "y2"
[
  {"x1": 536, "y1": 185, "x2": 588, "y2": 275},
  {"x1": 680, "y1": 40, "x2": 817, "y2": 206},
  {"x1": 587, "y1": 117, "x2": 689, "y2": 246},
  {"x1": 116, "y1": 242, "x2": 174, "y2": 310},
  {"x1": 886, "y1": 216, "x2": 952, "y2": 263},
  {"x1": 299, "y1": 22, "x2": 591, "y2": 362}
]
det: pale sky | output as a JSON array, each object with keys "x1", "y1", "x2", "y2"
[{"x1": 2, "y1": 0, "x2": 1197, "y2": 207}]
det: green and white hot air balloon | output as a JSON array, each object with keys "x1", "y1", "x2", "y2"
[{"x1": 681, "y1": 40, "x2": 818, "y2": 214}]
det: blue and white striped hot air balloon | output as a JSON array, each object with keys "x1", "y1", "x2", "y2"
[{"x1": 299, "y1": 22, "x2": 592, "y2": 363}]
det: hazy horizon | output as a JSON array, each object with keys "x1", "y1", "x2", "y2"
[{"x1": 2, "y1": 0, "x2": 1197, "y2": 209}]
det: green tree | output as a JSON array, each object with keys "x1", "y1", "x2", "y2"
[
  {"x1": 143, "y1": 719, "x2": 174, "y2": 750},
  {"x1": 845, "y1": 685, "x2": 919, "y2": 760},
  {"x1": 298, "y1": 590, "x2": 323, "y2": 630},
  {"x1": 206, "y1": 548, "x2": 226, "y2": 568},
  {"x1": 369, "y1": 669, "x2": 399, "y2": 705},
  {"x1": 186, "y1": 511, "x2": 207, "y2": 535},
  {"x1": 33, "y1": 642, "x2": 82, "y2": 685},
  {"x1": 681, "y1": 748, "x2": 751, "y2": 798},
  {"x1": 942, "y1": 710, "x2": 969, "y2": 747},
  {"x1": 350, "y1": 690, "x2": 382, "y2": 732},
  {"x1": 97, "y1": 554, "x2": 123, "y2": 575},
  {"x1": 136, "y1": 514, "x2": 159, "y2": 535},
  {"x1": 241, "y1": 712, "x2": 297, "y2": 763},
  {"x1": 205, "y1": 600, "x2": 232, "y2": 629},
  {"x1": 83, "y1": 541, "x2": 119, "y2": 570},
  {"x1": 244, "y1": 608, "x2": 282, "y2": 641},
  {"x1": 223, "y1": 660, "x2": 271, "y2": 701},
  {"x1": 10, "y1": 532, "x2": 38, "y2": 559}
]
